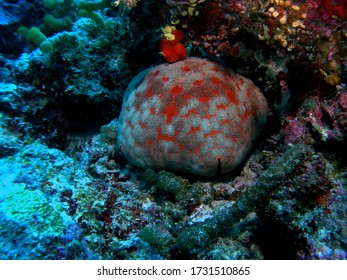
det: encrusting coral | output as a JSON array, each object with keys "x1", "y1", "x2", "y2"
[{"x1": 117, "y1": 57, "x2": 268, "y2": 176}]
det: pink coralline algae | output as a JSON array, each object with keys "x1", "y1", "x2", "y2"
[
  {"x1": 285, "y1": 91, "x2": 347, "y2": 145},
  {"x1": 117, "y1": 57, "x2": 268, "y2": 176}
]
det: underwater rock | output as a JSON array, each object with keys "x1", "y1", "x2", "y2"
[
  {"x1": 117, "y1": 57, "x2": 268, "y2": 177},
  {"x1": 0, "y1": 141, "x2": 94, "y2": 259},
  {"x1": 0, "y1": 123, "x2": 22, "y2": 158},
  {"x1": 65, "y1": 119, "x2": 120, "y2": 178},
  {"x1": 157, "y1": 170, "x2": 189, "y2": 202}
]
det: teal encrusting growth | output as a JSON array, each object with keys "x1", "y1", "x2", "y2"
[{"x1": 0, "y1": 142, "x2": 93, "y2": 259}]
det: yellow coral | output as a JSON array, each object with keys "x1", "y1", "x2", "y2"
[
  {"x1": 161, "y1": 25, "x2": 177, "y2": 41},
  {"x1": 319, "y1": 69, "x2": 341, "y2": 86}
]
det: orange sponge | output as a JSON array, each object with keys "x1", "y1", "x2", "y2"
[{"x1": 158, "y1": 30, "x2": 187, "y2": 63}]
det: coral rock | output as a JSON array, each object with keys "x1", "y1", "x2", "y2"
[{"x1": 117, "y1": 57, "x2": 268, "y2": 176}]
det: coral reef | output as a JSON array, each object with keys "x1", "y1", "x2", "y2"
[
  {"x1": 0, "y1": 142, "x2": 94, "y2": 259},
  {"x1": 0, "y1": 0, "x2": 346, "y2": 260},
  {"x1": 174, "y1": 143, "x2": 306, "y2": 252}
]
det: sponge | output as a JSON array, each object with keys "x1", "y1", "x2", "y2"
[
  {"x1": 39, "y1": 40, "x2": 54, "y2": 53},
  {"x1": 43, "y1": 0, "x2": 61, "y2": 10},
  {"x1": 18, "y1": 26, "x2": 53, "y2": 53},
  {"x1": 27, "y1": 27, "x2": 47, "y2": 45},
  {"x1": 44, "y1": 14, "x2": 72, "y2": 32}
]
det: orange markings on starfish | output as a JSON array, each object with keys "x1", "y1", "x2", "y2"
[
  {"x1": 193, "y1": 80, "x2": 204, "y2": 86},
  {"x1": 181, "y1": 65, "x2": 191, "y2": 72},
  {"x1": 145, "y1": 88, "x2": 153, "y2": 99},
  {"x1": 157, "y1": 127, "x2": 176, "y2": 141},
  {"x1": 158, "y1": 92, "x2": 165, "y2": 99},
  {"x1": 198, "y1": 96, "x2": 209, "y2": 103},
  {"x1": 170, "y1": 85, "x2": 183, "y2": 94},
  {"x1": 163, "y1": 102, "x2": 179, "y2": 124},
  {"x1": 227, "y1": 89, "x2": 238, "y2": 104},
  {"x1": 183, "y1": 93, "x2": 193, "y2": 102},
  {"x1": 212, "y1": 76, "x2": 221, "y2": 85},
  {"x1": 220, "y1": 119, "x2": 232, "y2": 125},
  {"x1": 246, "y1": 88, "x2": 251, "y2": 98},
  {"x1": 150, "y1": 70, "x2": 160, "y2": 77},
  {"x1": 184, "y1": 108, "x2": 198, "y2": 117},
  {"x1": 216, "y1": 103, "x2": 227, "y2": 110},
  {"x1": 204, "y1": 113, "x2": 215, "y2": 119},
  {"x1": 205, "y1": 129, "x2": 221, "y2": 138},
  {"x1": 235, "y1": 83, "x2": 241, "y2": 91},
  {"x1": 139, "y1": 120, "x2": 147, "y2": 129},
  {"x1": 241, "y1": 108, "x2": 254, "y2": 122},
  {"x1": 188, "y1": 125, "x2": 201, "y2": 134}
]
